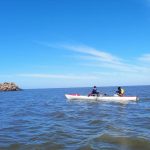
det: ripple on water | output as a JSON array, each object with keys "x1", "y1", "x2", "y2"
[
  {"x1": 0, "y1": 142, "x2": 64, "y2": 150},
  {"x1": 92, "y1": 133, "x2": 150, "y2": 150},
  {"x1": 51, "y1": 111, "x2": 67, "y2": 120},
  {"x1": 89, "y1": 119, "x2": 105, "y2": 126}
]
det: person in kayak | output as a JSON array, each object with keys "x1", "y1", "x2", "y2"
[
  {"x1": 88, "y1": 86, "x2": 99, "y2": 96},
  {"x1": 116, "y1": 87, "x2": 125, "y2": 96}
]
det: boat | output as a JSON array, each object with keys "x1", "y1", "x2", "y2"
[{"x1": 65, "y1": 94, "x2": 139, "y2": 103}]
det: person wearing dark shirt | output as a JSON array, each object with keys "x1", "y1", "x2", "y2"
[{"x1": 89, "y1": 86, "x2": 99, "y2": 96}]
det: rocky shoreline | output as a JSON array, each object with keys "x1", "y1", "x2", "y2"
[{"x1": 0, "y1": 82, "x2": 21, "y2": 91}]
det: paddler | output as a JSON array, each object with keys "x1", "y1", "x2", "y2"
[
  {"x1": 88, "y1": 86, "x2": 99, "y2": 96},
  {"x1": 116, "y1": 87, "x2": 125, "y2": 96}
]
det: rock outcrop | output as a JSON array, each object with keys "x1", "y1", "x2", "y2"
[{"x1": 0, "y1": 82, "x2": 21, "y2": 91}]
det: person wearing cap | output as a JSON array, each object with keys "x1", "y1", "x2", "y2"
[{"x1": 116, "y1": 87, "x2": 125, "y2": 96}]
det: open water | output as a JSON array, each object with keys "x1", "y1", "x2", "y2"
[{"x1": 0, "y1": 86, "x2": 150, "y2": 150}]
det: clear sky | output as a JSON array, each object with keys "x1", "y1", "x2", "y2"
[{"x1": 0, "y1": 0, "x2": 150, "y2": 89}]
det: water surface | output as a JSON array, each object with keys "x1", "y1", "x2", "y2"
[{"x1": 0, "y1": 86, "x2": 150, "y2": 150}]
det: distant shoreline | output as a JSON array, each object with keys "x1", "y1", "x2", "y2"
[{"x1": 21, "y1": 84, "x2": 150, "y2": 90}]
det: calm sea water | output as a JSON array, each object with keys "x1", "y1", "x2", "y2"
[{"x1": 0, "y1": 86, "x2": 150, "y2": 150}]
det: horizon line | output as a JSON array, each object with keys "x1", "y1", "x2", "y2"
[{"x1": 21, "y1": 84, "x2": 150, "y2": 90}]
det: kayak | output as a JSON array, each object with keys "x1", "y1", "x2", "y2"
[{"x1": 65, "y1": 94, "x2": 139, "y2": 103}]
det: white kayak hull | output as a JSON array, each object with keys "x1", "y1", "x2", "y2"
[{"x1": 65, "y1": 94, "x2": 138, "y2": 103}]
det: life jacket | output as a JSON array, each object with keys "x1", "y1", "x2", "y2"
[
  {"x1": 118, "y1": 88, "x2": 125, "y2": 96},
  {"x1": 121, "y1": 88, "x2": 125, "y2": 94}
]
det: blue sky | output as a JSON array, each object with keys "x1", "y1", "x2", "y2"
[{"x1": 0, "y1": 0, "x2": 150, "y2": 88}]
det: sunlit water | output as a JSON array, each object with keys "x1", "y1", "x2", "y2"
[{"x1": 0, "y1": 86, "x2": 150, "y2": 150}]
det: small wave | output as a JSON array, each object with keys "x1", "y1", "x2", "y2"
[
  {"x1": 0, "y1": 141, "x2": 65, "y2": 150},
  {"x1": 77, "y1": 144, "x2": 93, "y2": 150},
  {"x1": 93, "y1": 133, "x2": 150, "y2": 150},
  {"x1": 89, "y1": 119, "x2": 104, "y2": 125},
  {"x1": 141, "y1": 97, "x2": 150, "y2": 100},
  {"x1": 51, "y1": 111, "x2": 66, "y2": 119}
]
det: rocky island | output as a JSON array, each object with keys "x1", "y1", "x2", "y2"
[{"x1": 0, "y1": 82, "x2": 21, "y2": 91}]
